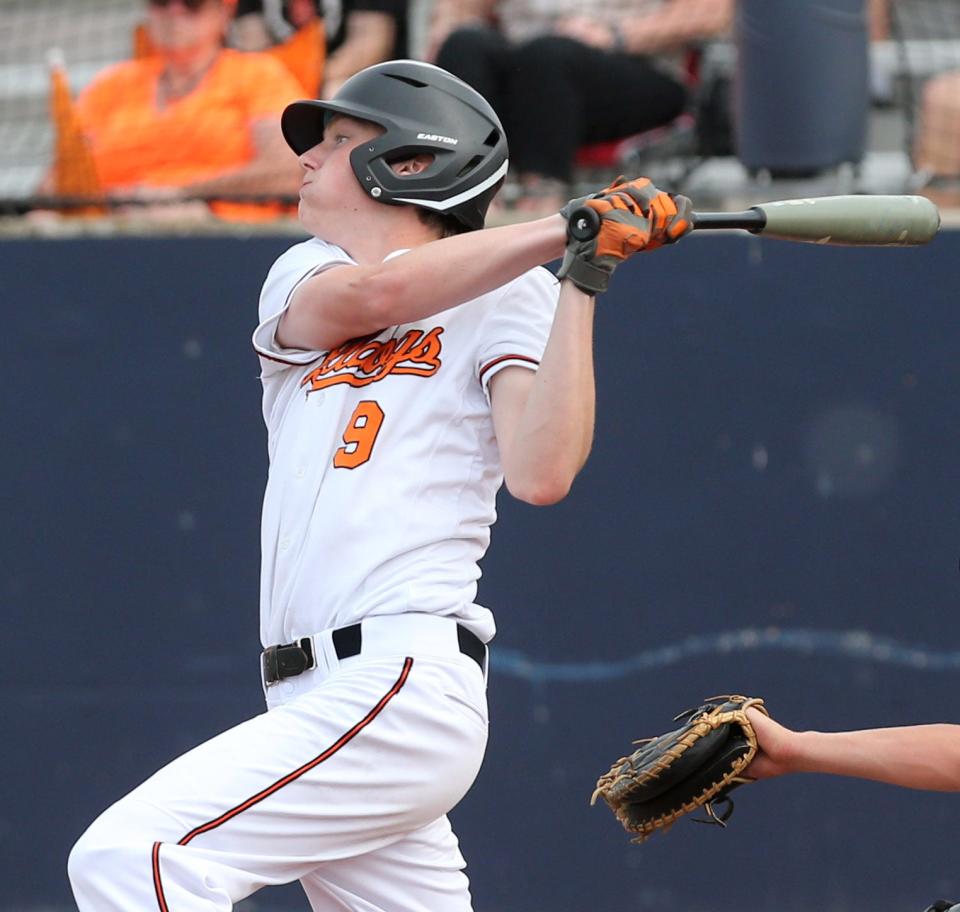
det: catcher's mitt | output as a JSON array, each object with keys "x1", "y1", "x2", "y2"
[{"x1": 591, "y1": 695, "x2": 767, "y2": 843}]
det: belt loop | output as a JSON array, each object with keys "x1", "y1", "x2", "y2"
[
  {"x1": 261, "y1": 645, "x2": 280, "y2": 686},
  {"x1": 332, "y1": 623, "x2": 362, "y2": 659},
  {"x1": 456, "y1": 624, "x2": 487, "y2": 675}
]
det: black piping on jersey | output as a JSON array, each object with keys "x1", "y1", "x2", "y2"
[
  {"x1": 152, "y1": 657, "x2": 414, "y2": 911},
  {"x1": 479, "y1": 354, "x2": 539, "y2": 384}
]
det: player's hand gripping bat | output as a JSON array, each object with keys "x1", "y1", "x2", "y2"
[{"x1": 567, "y1": 194, "x2": 941, "y2": 247}]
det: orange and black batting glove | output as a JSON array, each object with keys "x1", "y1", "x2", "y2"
[{"x1": 557, "y1": 177, "x2": 693, "y2": 295}]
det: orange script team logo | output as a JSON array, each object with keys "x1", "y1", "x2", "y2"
[{"x1": 300, "y1": 327, "x2": 444, "y2": 393}]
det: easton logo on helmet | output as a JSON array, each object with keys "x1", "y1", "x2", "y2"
[{"x1": 417, "y1": 133, "x2": 459, "y2": 145}]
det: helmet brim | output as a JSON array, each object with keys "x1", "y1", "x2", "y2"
[{"x1": 282, "y1": 99, "x2": 390, "y2": 155}]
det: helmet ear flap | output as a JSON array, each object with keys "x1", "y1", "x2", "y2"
[{"x1": 451, "y1": 175, "x2": 506, "y2": 231}]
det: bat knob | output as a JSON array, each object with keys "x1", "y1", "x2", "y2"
[{"x1": 567, "y1": 205, "x2": 600, "y2": 241}]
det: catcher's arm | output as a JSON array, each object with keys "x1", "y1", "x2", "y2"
[{"x1": 746, "y1": 708, "x2": 960, "y2": 792}]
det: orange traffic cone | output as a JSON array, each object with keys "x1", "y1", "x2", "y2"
[
  {"x1": 47, "y1": 49, "x2": 105, "y2": 215},
  {"x1": 269, "y1": 18, "x2": 325, "y2": 97},
  {"x1": 132, "y1": 22, "x2": 158, "y2": 59}
]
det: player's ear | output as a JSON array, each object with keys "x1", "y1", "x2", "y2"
[{"x1": 390, "y1": 154, "x2": 434, "y2": 176}]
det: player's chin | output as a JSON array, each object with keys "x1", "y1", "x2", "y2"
[
  {"x1": 298, "y1": 199, "x2": 325, "y2": 234},
  {"x1": 304, "y1": 198, "x2": 355, "y2": 236}
]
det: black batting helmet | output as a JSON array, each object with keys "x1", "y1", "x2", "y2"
[{"x1": 282, "y1": 60, "x2": 509, "y2": 230}]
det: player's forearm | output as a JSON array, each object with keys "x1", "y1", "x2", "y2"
[
  {"x1": 282, "y1": 215, "x2": 566, "y2": 351},
  {"x1": 381, "y1": 216, "x2": 566, "y2": 313},
  {"x1": 792, "y1": 725, "x2": 960, "y2": 791},
  {"x1": 305, "y1": 216, "x2": 565, "y2": 336},
  {"x1": 500, "y1": 283, "x2": 596, "y2": 504}
]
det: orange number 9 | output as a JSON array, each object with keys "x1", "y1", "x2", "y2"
[{"x1": 334, "y1": 400, "x2": 385, "y2": 469}]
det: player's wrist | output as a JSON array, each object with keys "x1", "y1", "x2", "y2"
[
  {"x1": 786, "y1": 729, "x2": 821, "y2": 774},
  {"x1": 557, "y1": 201, "x2": 616, "y2": 294},
  {"x1": 557, "y1": 245, "x2": 610, "y2": 295}
]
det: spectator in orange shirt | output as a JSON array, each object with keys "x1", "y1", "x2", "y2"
[{"x1": 51, "y1": 0, "x2": 305, "y2": 220}]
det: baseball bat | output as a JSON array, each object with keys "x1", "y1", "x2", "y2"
[{"x1": 568, "y1": 195, "x2": 941, "y2": 247}]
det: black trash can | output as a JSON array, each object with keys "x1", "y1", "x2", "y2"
[{"x1": 734, "y1": 0, "x2": 870, "y2": 176}]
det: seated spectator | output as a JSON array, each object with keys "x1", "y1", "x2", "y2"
[
  {"x1": 866, "y1": 0, "x2": 959, "y2": 192},
  {"x1": 231, "y1": 0, "x2": 326, "y2": 95},
  {"x1": 232, "y1": 0, "x2": 407, "y2": 99},
  {"x1": 914, "y1": 69, "x2": 960, "y2": 183},
  {"x1": 42, "y1": 0, "x2": 304, "y2": 221},
  {"x1": 426, "y1": 0, "x2": 732, "y2": 216}
]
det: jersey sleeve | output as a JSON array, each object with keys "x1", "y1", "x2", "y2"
[
  {"x1": 475, "y1": 266, "x2": 559, "y2": 400},
  {"x1": 252, "y1": 239, "x2": 354, "y2": 375}
]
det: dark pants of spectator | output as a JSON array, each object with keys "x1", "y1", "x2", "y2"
[{"x1": 436, "y1": 27, "x2": 688, "y2": 183}]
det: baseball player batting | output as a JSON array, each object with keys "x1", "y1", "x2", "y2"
[{"x1": 67, "y1": 60, "x2": 691, "y2": 911}]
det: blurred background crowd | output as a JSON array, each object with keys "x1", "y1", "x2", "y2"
[{"x1": 1, "y1": 0, "x2": 959, "y2": 227}]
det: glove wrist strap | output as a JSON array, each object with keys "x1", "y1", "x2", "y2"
[{"x1": 556, "y1": 247, "x2": 611, "y2": 295}]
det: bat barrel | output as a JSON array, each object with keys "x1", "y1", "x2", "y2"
[{"x1": 751, "y1": 194, "x2": 940, "y2": 246}]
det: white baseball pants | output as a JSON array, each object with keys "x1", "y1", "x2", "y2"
[{"x1": 68, "y1": 615, "x2": 489, "y2": 911}]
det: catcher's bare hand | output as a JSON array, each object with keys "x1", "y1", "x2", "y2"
[
  {"x1": 744, "y1": 707, "x2": 798, "y2": 780},
  {"x1": 557, "y1": 176, "x2": 693, "y2": 295}
]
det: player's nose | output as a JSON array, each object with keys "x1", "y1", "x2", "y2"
[{"x1": 299, "y1": 143, "x2": 325, "y2": 170}]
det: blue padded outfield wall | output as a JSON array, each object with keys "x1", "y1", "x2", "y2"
[{"x1": 3, "y1": 230, "x2": 958, "y2": 912}]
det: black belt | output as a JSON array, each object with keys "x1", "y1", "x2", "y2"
[{"x1": 262, "y1": 622, "x2": 487, "y2": 685}]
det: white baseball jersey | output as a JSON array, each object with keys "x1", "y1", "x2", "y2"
[
  {"x1": 252, "y1": 237, "x2": 559, "y2": 648},
  {"x1": 69, "y1": 234, "x2": 541, "y2": 912}
]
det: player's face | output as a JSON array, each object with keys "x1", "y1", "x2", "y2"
[{"x1": 296, "y1": 115, "x2": 386, "y2": 234}]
